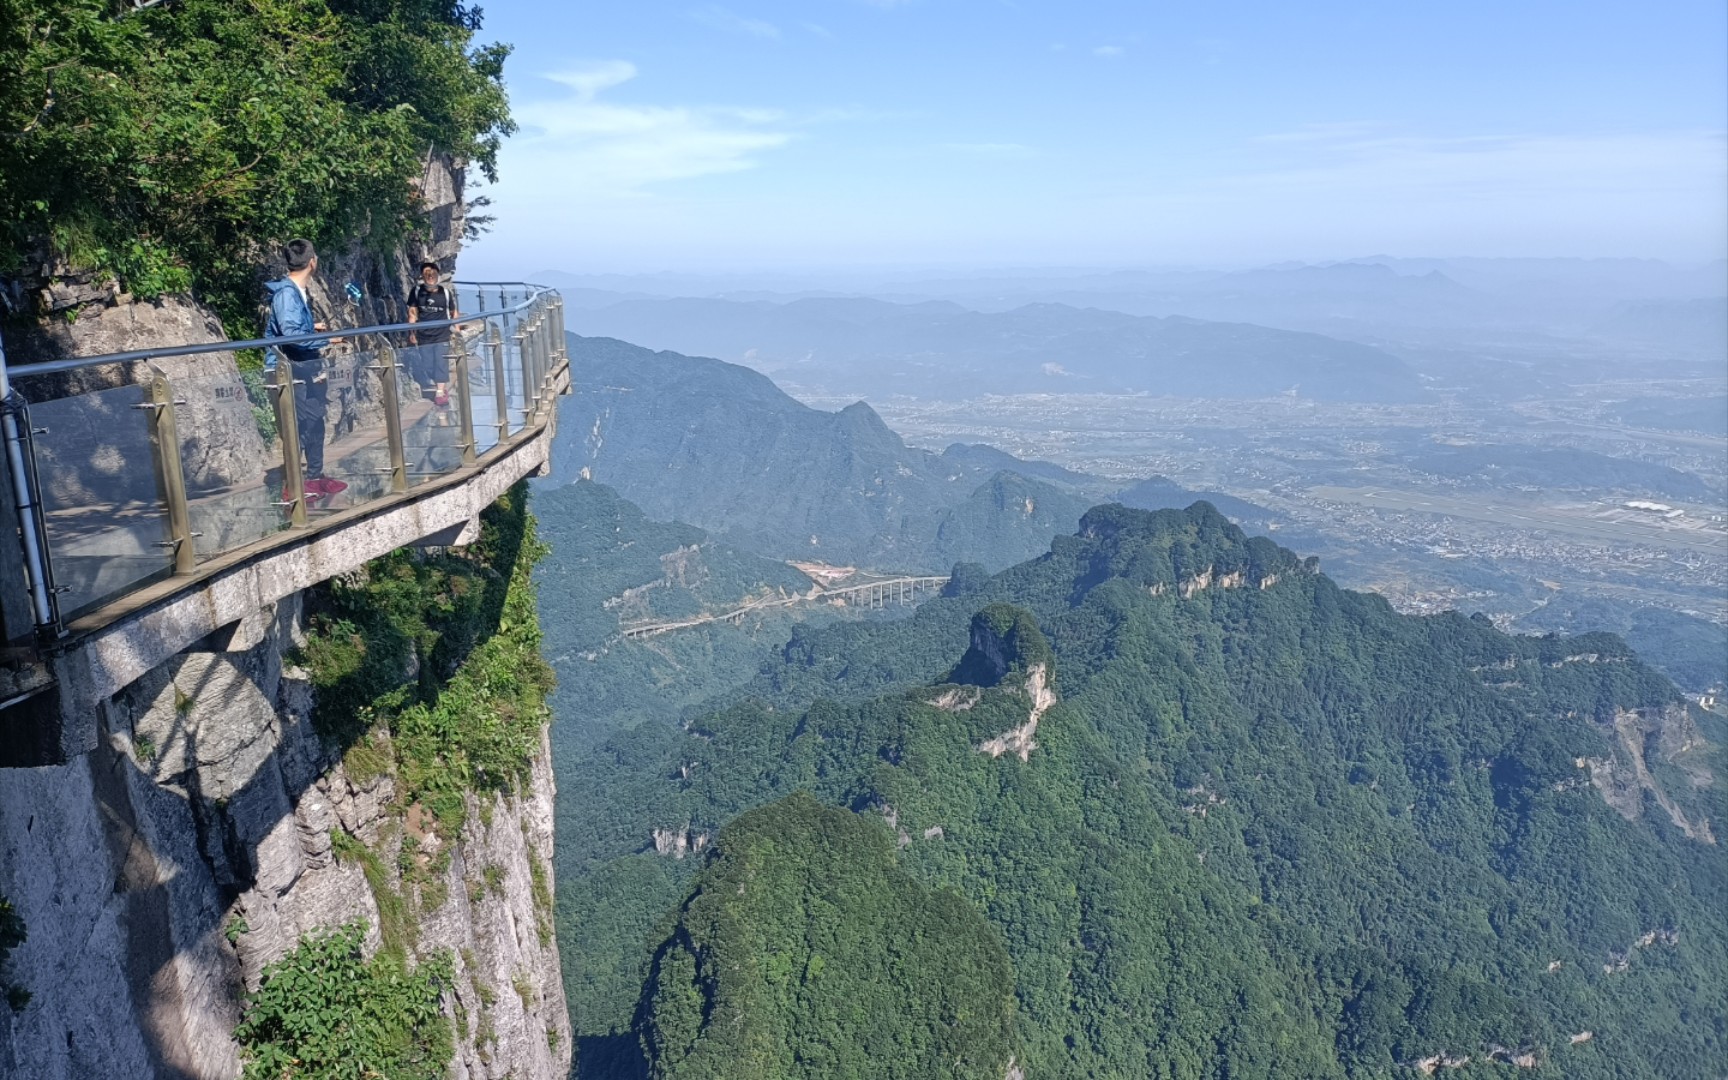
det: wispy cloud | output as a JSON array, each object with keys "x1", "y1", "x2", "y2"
[
  {"x1": 945, "y1": 142, "x2": 1036, "y2": 158},
  {"x1": 800, "y1": 21, "x2": 835, "y2": 39},
  {"x1": 1093, "y1": 45, "x2": 1125, "y2": 57},
  {"x1": 1237, "y1": 126, "x2": 1727, "y2": 201},
  {"x1": 690, "y1": 5, "x2": 781, "y2": 39},
  {"x1": 512, "y1": 62, "x2": 796, "y2": 198},
  {"x1": 1252, "y1": 122, "x2": 1385, "y2": 146}
]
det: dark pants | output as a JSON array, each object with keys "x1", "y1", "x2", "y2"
[
  {"x1": 291, "y1": 359, "x2": 329, "y2": 478},
  {"x1": 407, "y1": 341, "x2": 450, "y2": 388}
]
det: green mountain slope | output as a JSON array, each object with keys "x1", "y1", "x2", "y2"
[
  {"x1": 637, "y1": 793, "x2": 1019, "y2": 1080},
  {"x1": 563, "y1": 503, "x2": 1726, "y2": 1078},
  {"x1": 550, "y1": 335, "x2": 1100, "y2": 570},
  {"x1": 531, "y1": 479, "x2": 815, "y2": 748}
]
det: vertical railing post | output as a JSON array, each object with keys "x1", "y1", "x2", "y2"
[
  {"x1": 518, "y1": 318, "x2": 538, "y2": 421},
  {"x1": 374, "y1": 337, "x2": 409, "y2": 493},
  {"x1": 550, "y1": 296, "x2": 566, "y2": 365},
  {"x1": 490, "y1": 323, "x2": 509, "y2": 445},
  {"x1": 0, "y1": 336, "x2": 61, "y2": 639},
  {"x1": 532, "y1": 307, "x2": 550, "y2": 415},
  {"x1": 451, "y1": 334, "x2": 478, "y2": 467},
  {"x1": 145, "y1": 368, "x2": 197, "y2": 574},
  {"x1": 271, "y1": 363, "x2": 307, "y2": 527}
]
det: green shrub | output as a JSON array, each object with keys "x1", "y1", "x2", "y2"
[
  {"x1": 298, "y1": 484, "x2": 553, "y2": 836},
  {"x1": 235, "y1": 922, "x2": 452, "y2": 1080}
]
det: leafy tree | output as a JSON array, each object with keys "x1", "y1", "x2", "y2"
[
  {"x1": 0, "y1": 0, "x2": 512, "y2": 323},
  {"x1": 635, "y1": 794, "x2": 1020, "y2": 1080}
]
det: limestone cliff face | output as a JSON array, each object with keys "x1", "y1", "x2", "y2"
[{"x1": 0, "y1": 590, "x2": 571, "y2": 1079}]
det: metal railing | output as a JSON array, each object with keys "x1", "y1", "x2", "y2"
[{"x1": 0, "y1": 282, "x2": 567, "y2": 640}]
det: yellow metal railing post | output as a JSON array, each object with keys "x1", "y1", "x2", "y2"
[
  {"x1": 271, "y1": 363, "x2": 308, "y2": 527},
  {"x1": 451, "y1": 334, "x2": 478, "y2": 467},
  {"x1": 145, "y1": 367, "x2": 198, "y2": 574},
  {"x1": 490, "y1": 323, "x2": 509, "y2": 445},
  {"x1": 374, "y1": 337, "x2": 409, "y2": 493}
]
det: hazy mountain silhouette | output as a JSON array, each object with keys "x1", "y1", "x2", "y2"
[
  {"x1": 548, "y1": 335, "x2": 1099, "y2": 571},
  {"x1": 565, "y1": 296, "x2": 1428, "y2": 403}
]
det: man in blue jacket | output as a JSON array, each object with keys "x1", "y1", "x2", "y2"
[{"x1": 264, "y1": 239, "x2": 347, "y2": 498}]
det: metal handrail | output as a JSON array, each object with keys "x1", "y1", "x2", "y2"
[
  {"x1": 0, "y1": 281, "x2": 568, "y2": 642},
  {"x1": 14, "y1": 280, "x2": 554, "y2": 376}
]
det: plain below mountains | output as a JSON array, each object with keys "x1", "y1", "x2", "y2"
[{"x1": 564, "y1": 294, "x2": 1428, "y2": 404}]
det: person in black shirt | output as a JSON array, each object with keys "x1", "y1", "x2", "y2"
[{"x1": 406, "y1": 261, "x2": 458, "y2": 406}]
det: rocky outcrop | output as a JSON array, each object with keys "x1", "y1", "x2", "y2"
[
  {"x1": 651, "y1": 826, "x2": 710, "y2": 860},
  {"x1": 1584, "y1": 704, "x2": 1716, "y2": 844},
  {"x1": 0, "y1": 589, "x2": 570, "y2": 1079},
  {"x1": 926, "y1": 686, "x2": 981, "y2": 712},
  {"x1": 977, "y1": 662, "x2": 1057, "y2": 763}
]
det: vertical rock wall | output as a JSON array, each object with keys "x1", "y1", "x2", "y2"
[{"x1": 0, "y1": 590, "x2": 571, "y2": 1079}]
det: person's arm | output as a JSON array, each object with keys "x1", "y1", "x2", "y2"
[
  {"x1": 406, "y1": 286, "x2": 419, "y2": 345},
  {"x1": 448, "y1": 286, "x2": 461, "y2": 332},
  {"x1": 272, "y1": 288, "x2": 328, "y2": 360}
]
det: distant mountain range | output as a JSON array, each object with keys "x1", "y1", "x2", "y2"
[
  {"x1": 564, "y1": 296, "x2": 1429, "y2": 404},
  {"x1": 542, "y1": 259, "x2": 1728, "y2": 375},
  {"x1": 549, "y1": 334, "x2": 1281, "y2": 573}
]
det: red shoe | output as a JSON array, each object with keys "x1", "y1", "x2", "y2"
[
  {"x1": 302, "y1": 478, "x2": 326, "y2": 497},
  {"x1": 317, "y1": 476, "x2": 348, "y2": 495}
]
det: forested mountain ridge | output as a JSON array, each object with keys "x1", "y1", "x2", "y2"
[
  {"x1": 549, "y1": 335, "x2": 1098, "y2": 570},
  {"x1": 558, "y1": 502, "x2": 1725, "y2": 1078}
]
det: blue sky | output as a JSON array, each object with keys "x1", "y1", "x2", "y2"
[{"x1": 461, "y1": 0, "x2": 1727, "y2": 276}]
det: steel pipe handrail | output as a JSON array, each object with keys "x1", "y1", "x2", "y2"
[{"x1": 12, "y1": 281, "x2": 554, "y2": 377}]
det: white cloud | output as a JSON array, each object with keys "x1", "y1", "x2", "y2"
[
  {"x1": 510, "y1": 62, "x2": 796, "y2": 198},
  {"x1": 690, "y1": 5, "x2": 781, "y2": 39},
  {"x1": 945, "y1": 142, "x2": 1036, "y2": 158},
  {"x1": 1234, "y1": 127, "x2": 1727, "y2": 204},
  {"x1": 800, "y1": 21, "x2": 835, "y2": 39},
  {"x1": 544, "y1": 61, "x2": 637, "y2": 103},
  {"x1": 1093, "y1": 45, "x2": 1124, "y2": 57}
]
